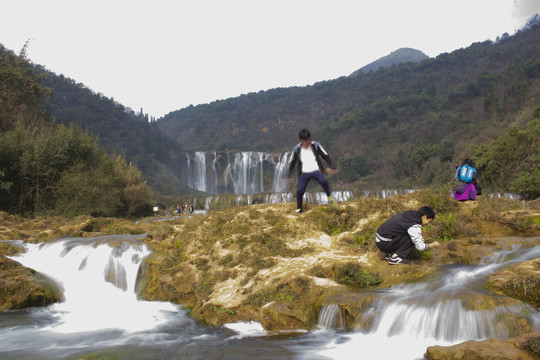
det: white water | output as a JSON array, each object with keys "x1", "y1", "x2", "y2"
[
  {"x1": 313, "y1": 241, "x2": 540, "y2": 360},
  {"x1": 1, "y1": 235, "x2": 538, "y2": 360},
  {"x1": 8, "y1": 235, "x2": 180, "y2": 334}
]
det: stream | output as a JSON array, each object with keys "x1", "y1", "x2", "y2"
[{"x1": 0, "y1": 235, "x2": 538, "y2": 360}]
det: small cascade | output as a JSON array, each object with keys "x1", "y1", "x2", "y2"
[
  {"x1": 318, "y1": 304, "x2": 344, "y2": 330},
  {"x1": 202, "y1": 190, "x2": 354, "y2": 209},
  {"x1": 9, "y1": 235, "x2": 180, "y2": 334},
  {"x1": 317, "y1": 245, "x2": 540, "y2": 343}
]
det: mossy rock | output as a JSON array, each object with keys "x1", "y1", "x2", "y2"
[{"x1": 0, "y1": 256, "x2": 62, "y2": 311}]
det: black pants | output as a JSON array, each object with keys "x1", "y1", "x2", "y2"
[
  {"x1": 296, "y1": 171, "x2": 331, "y2": 209},
  {"x1": 375, "y1": 234, "x2": 413, "y2": 259}
]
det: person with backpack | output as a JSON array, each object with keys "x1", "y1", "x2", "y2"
[
  {"x1": 375, "y1": 206, "x2": 440, "y2": 265},
  {"x1": 452, "y1": 158, "x2": 480, "y2": 201},
  {"x1": 283, "y1": 128, "x2": 338, "y2": 214}
]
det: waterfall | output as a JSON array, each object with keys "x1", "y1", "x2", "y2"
[
  {"x1": 273, "y1": 152, "x2": 291, "y2": 192},
  {"x1": 231, "y1": 152, "x2": 266, "y2": 194},
  {"x1": 211, "y1": 152, "x2": 218, "y2": 194},
  {"x1": 315, "y1": 245, "x2": 540, "y2": 359},
  {"x1": 315, "y1": 244, "x2": 539, "y2": 358},
  {"x1": 186, "y1": 154, "x2": 193, "y2": 188},
  {"x1": 193, "y1": 152, "x2": 207, "y2": 192},
  {"x1": 9, "y1": 235, "x2": 180, "y2": 334},
  {"x1": 318, "y1": 304, "x2": 344, "y2": 330}
]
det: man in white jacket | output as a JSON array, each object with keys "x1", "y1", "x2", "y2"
[{"x1": 285, "y1": 128, "x2": 338, "y2": 214}]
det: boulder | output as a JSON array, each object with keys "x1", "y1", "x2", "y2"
[
  {"x1": 486, "y1": 258, "x2": 540, "y2": 306},
  {"x1": 0, "y1": 256, "x2": 62, "y2": 311},
  {"x1": 424, "y1": 333, "x2": 540, "y2": 360}
]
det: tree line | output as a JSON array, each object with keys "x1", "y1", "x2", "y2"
[
  {"x1": 156, "y1": 17, "x2": 540, "y2": 199},
  {"x1": 0, "y1": 44, "x2": 153, "y2": 217}
]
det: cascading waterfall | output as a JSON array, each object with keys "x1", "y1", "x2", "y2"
[
  {"x1": 211, "y1": 152, "x2": 218, "y2": 194},
  {"x1": 272, "y1": 151, "x2": 291, "y2": 192},
  {"x1": 1, "y1": 236, "x2": 537, "y2": 360},
  {"x1": 184, "y1": 151, "x2": 413, "y2": 205},
  {"x1": 186, "y1": 153, "x2": 193, "y2": 189},
  {"x1": 183, "y1": 151, "x2": 296, "y2": 195},
  {"x1": 230, "y1": 152, "x2": 266, "y2": 194},
  {"x1": 193, "y1": 151, "x2": 207, "y2": 192},
  {"x1": 7, "y1": 235, "x2": 180, "y2": 334},
  {"x1": 314, "y1": 244, "x2": 540, "y2": 360}
]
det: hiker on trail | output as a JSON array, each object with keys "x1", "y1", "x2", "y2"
[
  {"x1": 283, "y1": 128, "x2": 338, "y2": 214},
  {"x1": 375, "y1": 206, "x2": 440, "y2": 265},
  {"x1": 452, "y1": 158, "x2": 481, "y2": 201}
]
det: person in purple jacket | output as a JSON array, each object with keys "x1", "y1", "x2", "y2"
[{"x1": 375, "y1": 206, "x2": 440, "y2": 265}]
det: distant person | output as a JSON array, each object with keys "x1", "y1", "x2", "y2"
[
  {"x1": 452, "y1": 158, "x2": 480, "y2": 201},
  {"x1": 375, "y1": 206, "x2": 440, "y2": 265},
  {"x1": 283, "y1": 128, "x2": 338, "y2": 214}
]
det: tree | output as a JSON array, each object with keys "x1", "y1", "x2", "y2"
[
  {"x1": 0, "y1": 44, "x2": 51, "y2": 132},
  {"x1": 473, "y1": 118, "x2": 539, "y2": 199}
]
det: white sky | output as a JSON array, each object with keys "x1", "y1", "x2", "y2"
[{"x1": 1, "y1": 0, "x2": 539, "y2": 119}]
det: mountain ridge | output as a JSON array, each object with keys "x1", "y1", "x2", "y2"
[{"x1": 7, "y1": 16, "x2": 538, "y2": 196}]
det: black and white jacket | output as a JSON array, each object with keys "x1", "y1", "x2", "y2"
[
  {"x1": 288, "y1": 141, "x2": 334, "y2": 177},
  {"x1": 376, "y1": 210, "x2": 430, "y2": 251}
]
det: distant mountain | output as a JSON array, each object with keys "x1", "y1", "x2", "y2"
[
  {"x1": 157, "y1": 22, "x2": 540, "y2": 191},
  {"x1": 20, "y1": 17, "x2": 539, "y2": 196},
  {"x1": 349, "y1": 48, "x2": 429, "y2": 76}
]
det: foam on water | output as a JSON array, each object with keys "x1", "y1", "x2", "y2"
[{"x1": 10, "y1": 235, "x2": 181, "y2": 334}]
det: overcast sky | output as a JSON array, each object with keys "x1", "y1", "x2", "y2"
[{"x1": 1, "y1": 0, "x2": 539, "y2": 118}]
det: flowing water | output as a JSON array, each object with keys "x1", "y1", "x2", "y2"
[{"x1": 1, "y1": 235, "x2": 538, "y2": 360}]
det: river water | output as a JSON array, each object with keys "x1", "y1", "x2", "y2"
[{"x1": 0, "y1": 235, "x2": 538, "y2": 360}]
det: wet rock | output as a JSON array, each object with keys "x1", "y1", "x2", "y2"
[
  {"x1": 0, "y1": 256, "x2": 62, "y2": 311},
  {"x1": 486, "y1": 258, "x2": 540, "y2": 306},
  {"x1": 424, "y1": 333, "x2": 540, "y2": 360},
  {"x1": 321, "y1": 292, "x2": 377, "y2": 330},
  {"x1": 259, "y1": 300, "x2": 309, "y2": 331}
]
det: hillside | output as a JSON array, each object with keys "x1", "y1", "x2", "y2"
[
  {"x1": 157, "y1": 21, "x2": 540, "y2": 192},
  {"x1": 349, "y1": 47, "x2": 429, "y2": 75},
  {"x1": 3, "y1": 18, "x2": 538, "y2": 200},
  {"x1": 41, "y1": 74, "x2": 190, "y2": 196}
]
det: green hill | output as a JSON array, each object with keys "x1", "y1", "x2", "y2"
[
  {"x1": 3, "y1": 17, "x2": 538, "y2": 201},
  {"x1": 40, "y1": 73, "x2": 191, "y2": 196},
  {"x1": 157, "y1": 20, "x2": 540, "y2": 191}
]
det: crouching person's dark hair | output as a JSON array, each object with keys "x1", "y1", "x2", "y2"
[{"x1": 418, "y1": 206, "x2": 436, "y2": 220}]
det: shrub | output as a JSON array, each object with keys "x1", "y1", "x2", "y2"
[{"x1": 334, "y1": 263, "x2": 382, "y2": 287}]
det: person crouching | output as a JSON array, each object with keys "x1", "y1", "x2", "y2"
[{"x1": 375, "y1": 206, "x2": 440, "y2": 265}]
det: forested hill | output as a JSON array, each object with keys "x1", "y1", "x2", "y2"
[
  {"x1": 157, "y1": 19, "x2": 540, "y2": 189},
  {"x1": 40, "y1": 74, "x2": 189, "y2": 195}
]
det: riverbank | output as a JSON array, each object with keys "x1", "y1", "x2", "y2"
[
  {"x1": 138, "y1": 190, "x2": 539, "y2": 330},
  {"x1": 0, "y1": 190, "x2": 539, "y2": 358}
]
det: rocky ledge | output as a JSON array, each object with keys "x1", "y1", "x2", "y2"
[
  {"x1": 425, "y1": 333, "x2": 540, "y2": 360},
  {"x1": 0, "y1": 255, "x2": 62, "y2": 311},
  {"x1": 0, "y1": 191, "x2": 539, "y2": 360}
]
